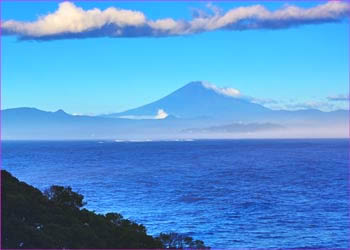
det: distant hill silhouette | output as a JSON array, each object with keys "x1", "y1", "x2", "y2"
[
  {"x1": 105, "y1": 81, "x2": 270, "y2": 119},
  {"x1": 183, "y1": 122, "x2": 285, "y2": 134},
  {"x1": 2, "y1": 82, "x2": 348, "y2": 139},
  {"x1": 103, "y1": 81, "x2": 347, "y2": 123}
]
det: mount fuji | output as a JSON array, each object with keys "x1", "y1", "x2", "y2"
[
  {"x1": 103, "y1": 81, "x2": 347, "y2": 124},
  {"x1": 104, "y1": 81, "x2": 271, "y2": 120},
  {"x1": 2, "y1": 81, "x2": 348, "y2": 139}
]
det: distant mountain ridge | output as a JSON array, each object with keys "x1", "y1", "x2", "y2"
[
  {"x1": 104, "y1": 81, "x2": 271, "y2": 119},
  {"x1": 2, "y1": 81, "x2": 348, "y2": 139},
  {"x1": 103, "y1": 81, "x2": 347, "y2": 124}
]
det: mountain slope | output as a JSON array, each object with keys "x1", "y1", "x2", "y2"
[
  {"x1": 2, "y1": 170, "x2": 208, "y2": 249},
  {"x1": 2, "y1": 82, "x2": 348, "y2": 139},
  {"x1": 105, "y1": 81, "x2": 271, "y2": 119},
  {"x1": 104, "y1": 81, "x2": 348, "y2": 125},
  {"x1": 1, "y1": 107, "x2": 203, "y2": 139}
]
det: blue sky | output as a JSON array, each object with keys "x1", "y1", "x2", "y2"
[{"x1": 2, "y1": 1, "x2": 349, "y2": 115}]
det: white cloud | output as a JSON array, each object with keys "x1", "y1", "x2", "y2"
[
  {"x1": 155, "y1": 109, "x2": 169, "y2": 119},
  {"x1": 327, "y1": 94, "x2": 349, "y2": 101},
  {"x1": 245, "y1": 96, "x2": 348, "y2": 112},
  {"x1": 284, "y1": 100, "x2": 336, "y2": 111},
  {"x1": 3, "y1": 2, "x2": 146, "y2": 37},
  {"x1": 2, "y1": 1, "x2": 349, "y2": 40},
  {"x1": 119, "y1": 109, "x2": 168, "y2": 120},
  {"x1": 250, "y1": 97, "x2": 278, "y2": 105},
  {"x1": 264, "y1": 99, "x2": 348, "y2": 112},
  {"x1": 201, "y1": 82, "x2": 241, "y2": 97}
]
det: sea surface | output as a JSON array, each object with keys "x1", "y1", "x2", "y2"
[{"x1": 2, "y1": 139, "x2": 349, "y2": 248}]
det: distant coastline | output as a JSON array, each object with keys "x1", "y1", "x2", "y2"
[{"x1": 2, "y1": 82, "x2": 348, "y2": 140}]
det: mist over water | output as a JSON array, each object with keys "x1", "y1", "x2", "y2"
[
  {"x1": 2, "y1": 81, "x2": 348, "y2": 140},
  {"x1": 2, "y1": 139, "x2": 348, "y2": 248}
]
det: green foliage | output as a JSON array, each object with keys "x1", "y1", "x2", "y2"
[
  {"x1": 44, "y1": 185, "x2": 86, "y2": 209},
  {"x1": 158, "y1": 232, "x2": 209, "y2": 249},
  {"x1": 1, "y1": 170, "x2": 209, "y2": 249}
]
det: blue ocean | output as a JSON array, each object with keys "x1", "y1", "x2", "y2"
[{"x1": 2, "y1": 139, "x2": 349, "y2": 248}]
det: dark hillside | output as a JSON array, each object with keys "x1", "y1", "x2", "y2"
[{"x1": 1, "y1": 170, "x2": 207, "y2": 249}]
